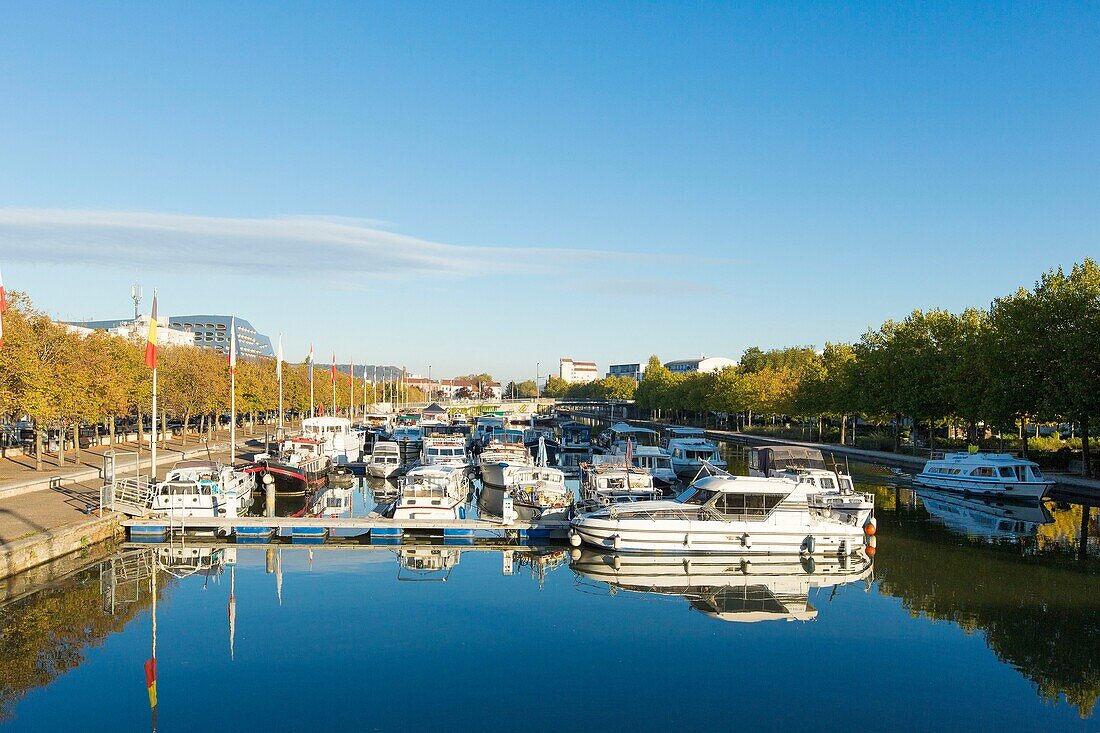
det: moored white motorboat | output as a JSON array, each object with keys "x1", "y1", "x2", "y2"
[
  {"x1": 509, "y1": 464, "x2": 572, "y2": 521},
  {"x1": 558, "y1": 421, "x2": 592, "y2": 451},
  {"x1": 367, "y1": 441, "x2": 402, "y2": 478},
  {"x1": 421, "y1": 432, "x2": 472, "y2": 472},
  {"x1": 300, "y1": 416, "x2": 366, "y2": 466},
  {"x1": 385, "y1": 465, "x2": 470, "y2": 521},
  {"x1": 579, "y1": 457, "x2": 662, "y2": 510},
  {"x1": 610, "y1": 441, "x2": 678, "y2": 490},
  {"x1": 913, "y1": 452, "x2": 1053, "y2": 500},
  {"x1": 666, "y1": 437, "x2": 724, "y2": 479},
  {"x1": 151, "y1": 460, "x2": 256, "y2": 520},
  {"x1": 570, "y1": 471, "x2": 875, "y2": 555}
]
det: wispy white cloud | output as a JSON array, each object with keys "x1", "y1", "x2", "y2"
[{"x1": 0, "y1": 208, "x2": 604, "y2": 281}]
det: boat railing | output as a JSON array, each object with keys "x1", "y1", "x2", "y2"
[{"x1": 606, "y1": 503, "x2": 710, "y2": 521}]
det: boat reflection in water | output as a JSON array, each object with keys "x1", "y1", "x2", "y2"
[
  {"x1": 916, "y1": 488, "x2": 1052, "y2": 541},
  {"x1": 570, "y1": 549, "x2": 873, "y2": 623}
]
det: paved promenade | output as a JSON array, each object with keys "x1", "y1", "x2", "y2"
[{"x1": 0, "y1": 431, "x2": 256, "y2": 579}]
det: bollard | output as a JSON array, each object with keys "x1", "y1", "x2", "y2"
[
  {"x1": 266, "y1": 547, "x2": 275, "y2": 574},
  {"x1": 265, "y1": 483, "x2": 276, "y2": 518}
]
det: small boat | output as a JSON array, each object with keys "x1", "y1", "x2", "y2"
[
  {"x1": 666, "y1": 437, "x2": 724, "y2": 479},
  {"x1": 570, "y1": 470, "x2": 875, "y2": 555},
  {"x1": 610, "y1": 442, "x2": 678, "y2": 490},
  {"x1": 510, "y1": 464, "x2": 572, "y2": 521},
  {"x1": 579, "y1": 457, "x2": 662, "y2": 510},
  {"x1": 254, "y1": 437, "x2": 331, "y2": 495},
  {"x1": 367, "y1": 441, "x2": 402, "y2": 478},
  {"x1": 421, "y1": 432, "x2": 472, "y2": 472},
  {"x1": 558, "y1": 421, "x2": 592, "y2": 451},
  {"x1": 151, "y1": 460, "x2": 256, "y2": 520},
  {"x1": 300, "y1": 416, "x2": 366, "y2": 466},
  {"x1": 473, "y1": 416, "x2": 504, "y2": 448},
  {"x1": 478, "y1": 433, "x2": 533, "y2": 489},
  {"x1": 391, "y1": 426, "x2": 423, "y2": 465},
  {"x1": 524, "y1": 426, "x2": 561, "y2": 465},
  {"x1": 913, "y1": 452, "x2": 1053, "y2": 500},
  {"x1": 384, "y1": 465, "x2": 470, "y2": 521}
]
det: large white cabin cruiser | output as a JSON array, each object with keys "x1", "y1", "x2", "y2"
[
  {"x1": 748, "y1": 446, "x2": 868, "y2": 519},
  {"x1": 477, "y1": 434, "x2": 535, "y2": 519},
  {"x1": 571, "y1": 549, "x2": 873, "y2": 623},
  {"x1": 666, "y1": 436, "x2": 724, "y2": 479},
  {"x1": 367, "y1": 441, "x2": 402, "y2": 478},
  {"x1": 385, "y1": 465, "x2": 470, "y2": 521},
  {"x1": 570, "y1": 472, "x2": 875, "y2": 555},
  {"x1": 914, "y1": 452, "x2": 1053, "y2": 500},
  {"x1": 301, "y1": 416, "x2": 366, "y2": 466},
  {"x1": 151, "y1": 460, "x2": 256, "y2": 519}
]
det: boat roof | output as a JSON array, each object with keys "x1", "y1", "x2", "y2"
[
  {"x1": 667, "y1": 427, "x2": 705, "y2": 435},
  {"x1": 406, "y1": 464, "x2": 461, "y2": 476},
  {"x1": 609, "y1": 422, "x2": 657, "y2": 435},
  {"x1": 930, "y1": 452, "x2": 1038, "y2": 466},
  {"x1": 422, "y1": 403, "x2": 448, "y2": 414},
  {"x1": 303, "y1": 416, "x2": 352, "y2": 428},
  {"x1": 172, "y1": 460, "x2": 220, "y2": 470},
  {"x1": 691, "y1": 475, "x2": 799, "y2": 494},
  {"x1": 667, "y1": 438, "x2": 717, "y2": 448}
]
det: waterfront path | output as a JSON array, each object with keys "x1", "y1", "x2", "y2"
[
  {"x1": 701, "y1": 427, "x2": 1100, "y2": 499},
  {"x1": 0, "y1": 433, "x2": 253, "y2": 579}
]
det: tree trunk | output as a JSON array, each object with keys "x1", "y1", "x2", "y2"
[
  {"x1": 1021, "y1": 418, "x2": 1029, "y2": 458},
  {"x1": 818, "y1": 417, "x2": 823, "y2": 442},
  {"x1": 58, "y1": 424, "x2": 65, "y2": 467},
  {"x1": 1081, "y1": 417, "x2": 1091, "y2": 477},
  {"x1": 35, "y1": 428, "x2": 43, "y2": 471},
  {"x1": 182, "y1": 410, "x2": 191, "y2": 446},
  {"x1": 928, "y1": 419, "x2": 935, "y2": 453},
  {"x1": 162, "y1": 412, "x2": 168, "y2": 449},
  {"x1": 840, "y1": 415, "x2": 847, "y2": 446},
  {"x1": 109, "y1": 416, "x2": 116, "y2": 446}
]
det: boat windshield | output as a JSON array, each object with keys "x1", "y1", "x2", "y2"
[{"x1": 678, "y1": 488, "x2": 717, "y2": 505}]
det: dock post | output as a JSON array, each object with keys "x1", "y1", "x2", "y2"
[
  {"x1": 265, "y1": 483, "x2": 276, "y2": 518},
  {"x1": 266, "y1": 547, "x2": 275, "y2": 573}
]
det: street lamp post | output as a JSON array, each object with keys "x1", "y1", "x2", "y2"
[{"x1": 536, "y1": 362, "x2": 540, "y2": 398}]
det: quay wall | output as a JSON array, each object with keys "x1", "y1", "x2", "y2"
[{"x1": 0, "y1": 514, "x2": 121, "y2": 582}]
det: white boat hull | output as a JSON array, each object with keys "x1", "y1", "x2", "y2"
[
  {"x1": 912, "y1": 474, "x2": 1051, "y2": 500},
  {"x1": 571, "y1": 515, "x2": 867, "y2": 555}
]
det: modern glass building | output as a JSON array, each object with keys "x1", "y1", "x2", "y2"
[{"x1": 167, "y1": 315, "x2": 275, "y2": 358}]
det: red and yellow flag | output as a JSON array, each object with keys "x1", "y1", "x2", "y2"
[
  {"x1": 330, "y1": 353, "x2": 337, "y2": 383},
  {"x1": 144, "y1": 293, "x2": 158, "y2": 369},
  {"x1": 143, "y1": 656, "x2": 158, "y2": 709}
]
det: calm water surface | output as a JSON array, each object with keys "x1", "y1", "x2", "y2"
[{"x1": 1, "y1": 445, "x2": 1097, "y2": 731}]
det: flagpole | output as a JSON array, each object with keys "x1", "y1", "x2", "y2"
[
  {"x1": 331, "y1": 354, "x2": 336, "y2": 417},
  {"x1": 309, "y1": 344, "x2": 315, "y2": 417},
  {"x1": 148, "y1": 289, "x2": 158, "y2": 482},
  {"x1": 277, "y1": 334, "x2": 283, "y2": 433},
  {"x1": 229, "y1": 317, "x2": 236, "y2": 466},
  {"x1": 350, "y1": 359, "x2": 355, "y2": 419}
]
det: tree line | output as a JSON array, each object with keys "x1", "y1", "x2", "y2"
[
  {"x1": 628, "y1": 259, "x2": 1099, "y2": 473},
  {"x1": 0, "y1": 294, "x2": 422, "y2": 469}
]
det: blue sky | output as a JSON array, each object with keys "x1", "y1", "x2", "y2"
[{"x1": 1, "y1": 2, "x2": 1097, "y2": 381}]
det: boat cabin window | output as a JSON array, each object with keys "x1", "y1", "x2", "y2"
[
  {"x1": 970, "y1": 467, "x2": 995, "y2": 477},
  {"x1": 999, "y1": 467, "x2": 1015, "y2": 478},
  {"x1": 839, "y1": 478, "x2": 853, "y2": 491},
  {"x1": 679, "y1": 488, "x2": 717, "y2": 505},
  {"x1": 818, "y1": 477, "x2": 836, "y2": 490},
  {"x1": 716, "y1": 493, "x2": 786, "y2": 518},
  {"x1": 1030, "y1": 467, "x2": 1044, "y2": 480}
]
